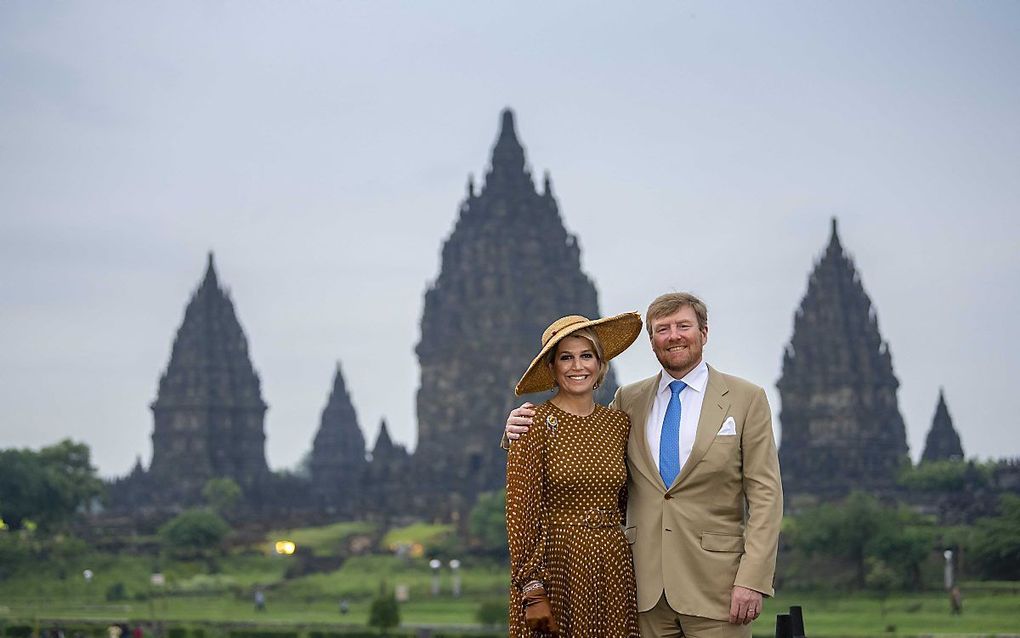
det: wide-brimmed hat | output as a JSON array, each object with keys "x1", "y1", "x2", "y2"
[{"x1": 515, "y1": 312, "x2": 643, "y2": 396}]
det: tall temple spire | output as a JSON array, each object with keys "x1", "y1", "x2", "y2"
[
  {"x1": 373, "y1": 418, "x2": 394, "y2": 455},
  {"x1": 483, "y1": 108, "x2": 532, "y2": 192},
  {"x1": 921, "y1": 389, "x2": 964, "y2": 463},
  {"x1": 309, "y1": 362, "x2": 368, "y2": 512},
  {"x1": 371, "y1": 418, "x2": 408, "y2": 465},
  {"x1": 413, "y1": 109, "x2": 617, "y2": 519},
  {"x1": 148, "y1": 254, "x2": 269, "y2": 505},
  {"x1": 777, "y1": 219, "x2": 909, "y2": 500},
  {"x1": 203, "y1": 251, "x2": 217, "y2": 286},
  {"x1": 366, "y1": 417, "x2": 410, "y2": 515}
]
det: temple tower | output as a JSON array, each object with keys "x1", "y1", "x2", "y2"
[
  {"x1": 777, "y1": 220, "x2": 909, "y2": 501},
  {"x1": 413, "y1": 109, "x2": 619, "y2": 518},
  {"x1": 366, "y1": 419, "x2": 411, "y2": 516},
  {"x1": 920, "y1": 389, "x2": 964, "y2": 463},
  {"x1": 148, "y1": 253, "x2": 270, "y2": 505},
  {"x1": 309, "y1": 362, "x2": 369, "y2": 514}
]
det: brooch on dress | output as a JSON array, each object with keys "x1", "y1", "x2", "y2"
[{"x1": 545, "y1": 414, "x2": 558, "y2": 435}]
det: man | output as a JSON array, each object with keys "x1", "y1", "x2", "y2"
[{"x1": 505, "y1": 292, "x2": 782, "y2": 638}]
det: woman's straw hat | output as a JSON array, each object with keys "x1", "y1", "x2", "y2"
[{"x1": 515, "y1": 312, "x2": 643, "y2": 396}]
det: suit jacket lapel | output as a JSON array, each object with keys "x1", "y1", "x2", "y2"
[
  {"x1": 671, "y1": 365, "x2": 731, "y2": 489},
  {"x1": 628, "y1": 373, "x2": 662, "y2": 488}
]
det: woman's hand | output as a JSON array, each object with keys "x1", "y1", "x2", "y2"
[{"x1": 523, "y1": 586, "x2": 559, "y2": 634}]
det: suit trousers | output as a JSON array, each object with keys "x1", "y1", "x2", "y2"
[{"x1": 639, "y1": 593, "x2": 751, "y2": 638}]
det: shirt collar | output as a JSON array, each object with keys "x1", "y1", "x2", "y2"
[{"x1": 658, "y1": 359, "x2": 709, "y2": 396}]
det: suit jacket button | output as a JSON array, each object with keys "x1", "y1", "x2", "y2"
[{"x1": 664, "y1": 493, "x2": 672, "y2": 500}]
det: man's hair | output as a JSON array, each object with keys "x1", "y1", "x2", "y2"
[
  {"x1": 645, "y1": 292, "x2": 708, "y2": 334},
  {"x1": 545, "y1": 327, "x2": 609, "y2": 388}
]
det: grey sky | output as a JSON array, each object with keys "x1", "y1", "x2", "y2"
[{"x1": 2, "y1": 1, "x2": 1018, "y2": 478}]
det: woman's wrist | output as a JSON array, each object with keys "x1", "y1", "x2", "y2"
[{"x1": 522, "y1": 579, "x2": 544, "y2": 594}]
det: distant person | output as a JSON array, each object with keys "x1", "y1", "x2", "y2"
[
  {"x1": 506, "y1": 293, "x2": 783, "y2": 638},
  {"x1": 254, "y1": 587, "x2": 266, "y2": 612},
  {"x1": 339, "y1": 598, "x2": 349, "y2": 615},
  {"x1": 506, "y1": 312, "x2": 644, "y2": 637},
  {"x1": 950, "y1": 585, "x2": 963, "y2": 615}
]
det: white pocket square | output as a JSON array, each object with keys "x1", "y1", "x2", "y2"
[{"x1": 717, "y1": 417, "x2": 737, "y2": 436}]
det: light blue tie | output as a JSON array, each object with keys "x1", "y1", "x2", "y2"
[{"x1": 659, "y1": 380, "x2": 687, "y2": 488}]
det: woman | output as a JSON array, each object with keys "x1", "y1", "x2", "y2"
[{"x1": 506, "y1": 312, "x2": 643, "y2": 637}]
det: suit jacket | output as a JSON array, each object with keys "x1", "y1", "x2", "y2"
[{"x1": 610, "y1": 365, "x2": 782, "y2": 621}]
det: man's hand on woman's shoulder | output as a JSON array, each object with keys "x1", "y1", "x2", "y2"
[{"x1": 506, "y1": 402, "x2": 536, "y2": 440}]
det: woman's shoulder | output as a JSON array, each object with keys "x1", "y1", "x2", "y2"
[
  {"x1": 595, "y1": 403, "x2": 631, "y2": 426},
  {"x1": 532, "y1": 401, "x2": 555, "y2": 417},
  {"x1": 514, "y1": 402, "x2": 554, "y2": 447}
]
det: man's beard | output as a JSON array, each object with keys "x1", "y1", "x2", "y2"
[{"x1": 657, "y1": 342, "x2": 701, "y2": 375}]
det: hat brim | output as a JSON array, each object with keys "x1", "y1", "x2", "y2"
[{"x1": 515, "y1": 312, "x2": 643, "y2": 396}]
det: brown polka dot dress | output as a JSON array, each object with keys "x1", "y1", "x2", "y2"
[{"x1": 506, "y1": 401, "x2": 640, "y2": 638}]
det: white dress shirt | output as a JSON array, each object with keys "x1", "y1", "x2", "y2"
[{"x1": 645, "y1": 359, "x2": 709, "y2": 478}]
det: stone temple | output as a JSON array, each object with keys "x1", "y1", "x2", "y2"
[
  {"x1": 777, "y1": 219, "x2": 910, "y2": 502},
  {"x1": 106, "y1": 114, "x2": 1017, "y2": 525},
  {"x1": 140, "y1": 254, "x2": 270, "y2": 507},
  {"x1": 309, "y1": 363, "x2": 368, "y2": 516},
  {"x1": 411, "y1": 109, "x2": 619, "y2": 518},
  {"x1": 110, "y1": 109, "x2": 619, "y2": 522},
  {"x1": 920, "y1": 389, "x2": 964, "y2": 463}
]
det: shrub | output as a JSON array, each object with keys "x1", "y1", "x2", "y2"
[
  {"x1": 475, "y1": 599, "x2": 508, "y2": 627},
  {"x1": 367, "y1": 585, "x2": 400, "y2": 633},
  {"x1": 159, "y1": 509, "x2": 231, "y2": 558},
  {"x1": 105, "y1": 581, "x2": 127, "y2": 601}
]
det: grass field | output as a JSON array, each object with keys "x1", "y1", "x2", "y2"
[
  {"x1": 762, "y1": 589, "x2": 1020, "y2": 636},
  {"x1": 267, "y1": 522, "x2": 378, "y2": 557},
  {"x1": 2, "y1": 521, "x2": 1018, "y2": 636},
  {"x1": 3, "y1": 585, "x2": 1019, "y2": 636}
]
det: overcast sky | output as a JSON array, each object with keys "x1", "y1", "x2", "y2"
[{"x1": 2, "y1": 1, "x2": 1018, "y2": 478}]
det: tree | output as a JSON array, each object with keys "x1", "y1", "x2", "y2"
[
  {"x1": 468, "y1": 489, "x2": 507, "y2": 557},
  {"x1": 790, "y1": 492, "x2": 887, "y2": 587},
  {"x1": 968, "y1": 494, "x2": 1020, "y2": 580},
  {"x1": 202, "y1": 478, "x2": 242, "y2": 514},
  {"x1": 789, "y1": 492, "x2": 934, "y2": 590},
  {"x1": 159, "y1": 509, "x2": 231, "y2": 559},
  {"x1": 368, "y1": 582, "x2": 400, "y2": 634},
  {"x1": 898, "y1": 459, "x2": 992, "y2": 492},
  {"x1": 0, "y1": 440, "x2": 103, "y2": 531},
  {"x1": 864, "y1": 558, "x2": 898, "y2": 616}
]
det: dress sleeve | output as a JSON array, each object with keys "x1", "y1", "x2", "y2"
[
  {"x1": 617, "y1": 411, "x2": 630, "y2": 525},
  {"x1": 505, "y1": 413, "x2": 547, "y2": 591}
]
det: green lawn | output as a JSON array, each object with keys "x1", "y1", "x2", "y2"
[
  {"x1": 2, "y1": 523, "x2": 1017, "y2": 636},
  {"x1": 380, "y1": 524, "x2": 454, "y2": 553},
  {"x1": 267, "y1": 522, "x2": 377, "y2": 557},
  {"x1": 761, "y1": 590, "x2": 1020, "y2": 636},
  {"x1": 3, "y1": 587, "x2": 1019, "y2": 635}
]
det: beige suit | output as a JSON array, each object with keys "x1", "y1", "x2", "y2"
[{"x1": 610, "y1": 365, "x2": 782, "y2": 622}]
